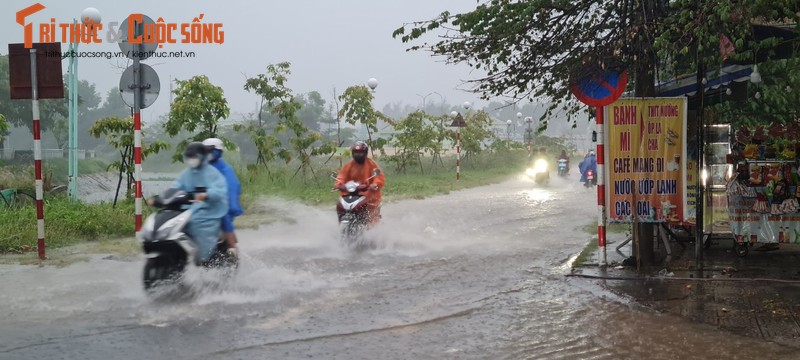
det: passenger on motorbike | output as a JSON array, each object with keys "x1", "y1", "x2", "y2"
[
  {"x1": 149, "y1": 142, "x2": 228, "y2": 263},
  {"x1": 578, "y1": 150, "x2": 598, "y2": 183},
  {"x1": 203, "y1": 137, "x2": 242, "y2": 257},
  {"x1": 334, "y1": 141, "x2": 386, "y2": 225}
]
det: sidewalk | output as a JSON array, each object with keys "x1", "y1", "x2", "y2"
[{"x1": 572, "y1": 233, "x2": 800, "y2": 347}]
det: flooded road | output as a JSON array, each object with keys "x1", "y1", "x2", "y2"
[{"x1": 1, "y1": 176, "x2": 797, "y2": 359}]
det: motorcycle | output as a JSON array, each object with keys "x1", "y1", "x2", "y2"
[
  {"x1": 332, "y1": 169, "x2": 382, "y2": 251},
  {"x1": 584, "y1": 169, "x2": 598, "y2": 187},
  {"x1": 525, "y1": 158, "x2": 550, "y2": 185},
  {"x1": 138, "y1": 187, "x2": 237, "y2": 293},
  {"x1": 557, "y1": 159, "x2": 568, "y2": 177}
]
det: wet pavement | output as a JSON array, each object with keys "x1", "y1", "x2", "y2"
[
  {"x1": 1, "y1": 175, "x2": 799, "y2": 359},
  {"x1": 573, "y1": 228, "x2": 800, "y2": 348}
]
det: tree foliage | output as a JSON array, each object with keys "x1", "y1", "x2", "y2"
[
  {"x1": 338, "y1": 85, "x2": 392, "y2": 155},
  {"x1": 451, "y1": 110, "x2": 496, "y2": 159},
  {"x1": 0, "y1": 113, "x2": 7, "y2": 142},
  {"x1": 88, "y1": 116, "x2": 169, "y2": 206},
  {"x1": 166, "y1": 75, "x2": 231, "y2": 162},
  {"x1": 388, "y1": 110, "x2": 439, "y2": 173},
  {"x1": 239, "y1": 62, "x2": 329, "y2": 179},
  {"x1": 394, "y1": 0, "x2": 799, "y2": 128}
]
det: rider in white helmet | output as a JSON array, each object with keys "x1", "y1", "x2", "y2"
[{"x1": 203, "y1": 137, "x2": 242, "y2": 256}]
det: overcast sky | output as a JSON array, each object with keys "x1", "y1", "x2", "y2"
[{"x1": 1, "y1": 1, "x2": 500, "y2": 121}]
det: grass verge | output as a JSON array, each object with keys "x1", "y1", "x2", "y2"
[
  {"x1": 0, "y1": 195, "x2": 147, "y2": 253},
  {"x1": 573, "y1": 221, "x2": 632, "y2": 267},
  {"x1": 239, "y1": 151, "x2": 529, "y2": 208}
]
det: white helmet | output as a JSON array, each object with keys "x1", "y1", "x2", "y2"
[{"x1": 202, "y1": 138, "x2": 224, "y2": 151}]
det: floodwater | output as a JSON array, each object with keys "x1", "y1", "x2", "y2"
[{"x1": 1, "y1": 174, "x2": 797, "y2": 359}]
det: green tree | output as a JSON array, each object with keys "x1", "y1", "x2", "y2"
[
  {"x1": 389, "y1": 110, "x2": 438, "y2": 173},
  {"x1": 89, "y1": 116, "x2": 169, "y2": 207},
  {"x1": 296, "y1": 91, "x2": 330, "y2": 132},
  {"x1": 95, "y1": 87, "x2": 131, "y2": 120},
  {"x1": 0, "y1": 113, "x2": 8, "y2": 143},
  {"x1": 239, "y1": 63, "x2": 293, "y2": 171},
  {"x1": 394, "y1": 1, "x2": 799, "y2": 127},
  {"x1": 165, "y1": 75, "x2": 232, "y2": 162},
  {"x1": 239, "y1": 62, "x2": 333, "y2": 179},
  {"x1": 339, "y1": 85, "x2": 391, "y2": 156},
  {"x1": 72, "y1": 78, "x2": 103, "y2": 148},
  {"x1": 51, "y1": 114, "x2": 68, "y2": 149},
  {"x1": 452, "y1": 110, "x2": 495, "y2": 161}
]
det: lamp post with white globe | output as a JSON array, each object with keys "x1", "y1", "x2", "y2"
[
  {"x1": 363, "y1": 78, "x2": 378, "y2": 156},
  {"x1": 367, "y1": 78, "x2": 379, "y2": 92},
  {"x1": 66, "y1": 7, "x2": 101, "y2": 202}
]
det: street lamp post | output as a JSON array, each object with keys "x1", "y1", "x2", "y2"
[
  {"x1": 524, "y1": 116, "x2": 533, "y2": 155},
  {"x1": 366, "y1": 78, "x2": 378, "y2": 157},
  {"x1": 506, "y1": 119, "x2": 513, "y2": 141},
  {"x1": 66, "y1": 7, "x2": 101, "y2": 202}
]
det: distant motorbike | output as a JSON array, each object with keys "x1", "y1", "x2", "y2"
[
  {"x1": 557, "y1": 159, "x2": 568, "y2": 177},
  {"x1": 526, "y1": 159, "x2": 550, "y2": 185},
  {"x1": 332, "y1": 169, "x2": 381, "y2": 251},
  {"x1": 584, "y1": 170, "x2": 597, "y2": 187},
  {"x1": 138, "y1": 188, "x2": 237, "y2": 293}
]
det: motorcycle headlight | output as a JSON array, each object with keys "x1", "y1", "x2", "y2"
[{"x1": 534, "y1": 159, "x2": 548, "y2": 173}]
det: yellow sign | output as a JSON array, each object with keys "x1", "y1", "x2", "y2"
[{"x1": 605, "y1": 98, "x2": 687, "y2": 223}]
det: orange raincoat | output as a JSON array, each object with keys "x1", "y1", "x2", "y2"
[{"x1": 335, "y1": 158, "x2": 386, "y2": 223}]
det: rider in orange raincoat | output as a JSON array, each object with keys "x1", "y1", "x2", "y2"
[{"x1": 335, "y1": 141, "x2": 386, "y2": 224}]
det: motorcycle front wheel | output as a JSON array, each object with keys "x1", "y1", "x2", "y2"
[{"x1": 143, "y1": 257, "x2": 181, "y2": 292}]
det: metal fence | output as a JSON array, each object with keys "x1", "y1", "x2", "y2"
[{"x1": 1, "y1": 149, "x2": 96, "y2": 162}]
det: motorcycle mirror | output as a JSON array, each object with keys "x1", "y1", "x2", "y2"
[
  {"x1": 592, "y1": 131, "x2": 597, "y2": 142},
  {"x1": 330, "y1": 172, "x2": 337, "y2": 180},
  {"x1": 372, "y1": 169, "x2": 381, "y2": 176}
]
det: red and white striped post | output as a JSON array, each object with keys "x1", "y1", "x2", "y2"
[
  {"x1": 456, "y1": 129, "x2": 461, "y2": 181},
  {"x1": 133, "y1": 56, "x2": 143, "y2": 233},
  {"x1": 134, "y1": 108, "x2": 142, "y2": 232},
  {"x1": 596, "y1": 106, "x2": 607, "y2": 266},
  {"x1": 29, "y1": 49, "x2": 46, "y2": 260}
]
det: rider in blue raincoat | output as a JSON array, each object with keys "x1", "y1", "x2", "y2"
[
  {"x1": 203, "y1": 137, "x2": 243, "y2": 254},
  {"x1": 578, "y1": 150, "x2": 597, "y2": 183},
  {"x1": 170, "y1": 142, "x2": 228, "y2": 263}
]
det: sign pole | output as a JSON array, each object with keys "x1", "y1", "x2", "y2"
[
  {"x1": 68, "y1": 23, "x2": 79, "y2": 202},
  {"x1": 133, "y1": 45, "x2": 143, "y2": 234},
  {"x1": 456, "y1": 128, "x2": 461, "y2": 181},
  {"x1": 71, "y1": 35, "x2": 79, "y2": 201},
  {"x1": 29, "y1": 49, "x2": 46, "y2": 260},
  {"x1": 67, "y1": 37, "x2": 75, "y2": 201},
  {"x1": 596, "y1": 106, "x2": 607, "y2": 266}
]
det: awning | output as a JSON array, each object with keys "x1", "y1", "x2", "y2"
[{"x1": 655, "y1": 64, "x2": 753, "y2": 97}]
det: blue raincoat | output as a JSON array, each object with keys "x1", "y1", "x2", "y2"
[
  {"x1": 209, "y1": 156, "x2": 243, "y2": 232},
  {"x1": 171, "y1": 164, "x2": 228, "y2": 262},
  {"x1": 578, "y1": 154, "x2": 597, "y2": 182}
]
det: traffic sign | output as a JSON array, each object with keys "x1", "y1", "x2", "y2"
[
  {"x1": 450, "y1": 113, "x2": 467, "y2": 127},
  {"x1": 117, "y1": 14, "x2": 158, "y2": 60},
  {"x1": 8, "y1": 43, "x2": 64, "y2": 99},
  {"x1": 569, "y1": 70, "x2": 628, "y2": 107},
  {"x1": 119, "y1": 63, "x2": 160, "y2": 109}
]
